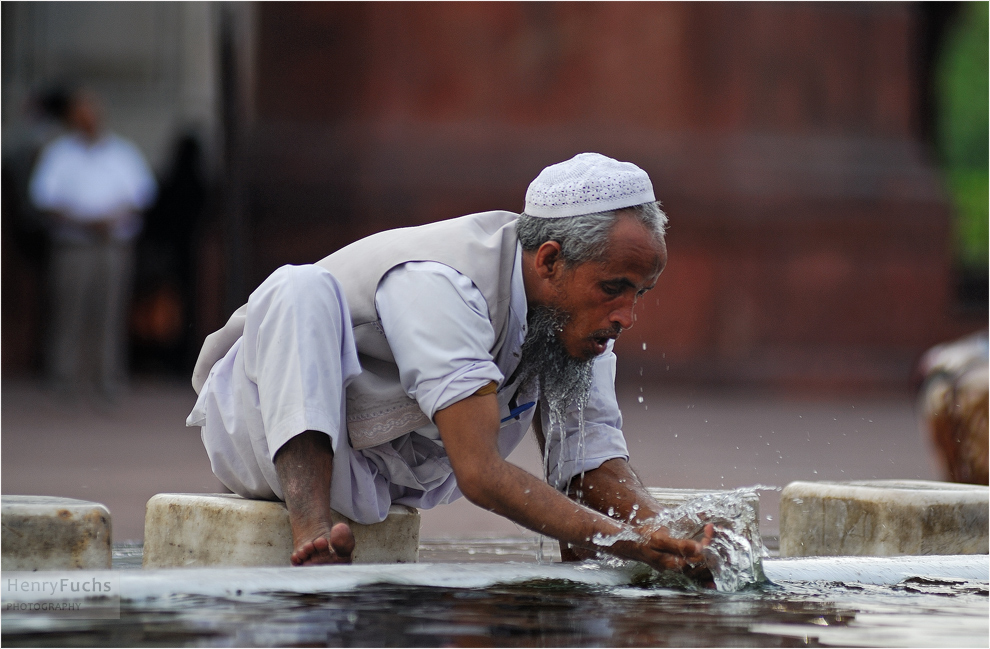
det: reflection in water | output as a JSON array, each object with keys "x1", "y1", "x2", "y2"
[
  {"x1": 4, "y1": 579, "x2": 987, "y2": 647},
  {"x1": 2, "y1": 542, "x2": 987, "y2": 647}
]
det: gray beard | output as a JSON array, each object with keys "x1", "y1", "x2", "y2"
[{"x1": 515, "y1": 305, "x2": 595, "y2": 420}]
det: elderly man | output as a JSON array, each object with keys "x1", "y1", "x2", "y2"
[{"x1": 187, "y1": 153, "x2": 712, "y2": 581}]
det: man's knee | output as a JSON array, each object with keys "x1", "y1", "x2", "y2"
[
  {"x1": 275, "y1": 263, "x2": 341, "y2": 293},
  {"x1": 267, "y1": 264, "x2": 348, "y2": 317}
]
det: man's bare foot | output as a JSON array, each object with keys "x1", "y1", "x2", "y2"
[
  {"x1": 290, "y1": 521, "x2": 356, "y2": 566},
  {"x1": 274, "y1": 431, "x2": 355, "y2": 567}
]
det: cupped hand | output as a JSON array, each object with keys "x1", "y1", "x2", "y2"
[{"x1": 638, "y1": 523, "x2": 716, "y2": 588}]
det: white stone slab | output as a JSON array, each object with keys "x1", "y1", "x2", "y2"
[
  {"x1": 142, "y1": 493, "x2": 419, "y2": 568},
  {"x1": 779, "y1": 479, "x2": 989, "y2": 557},
  {"x1": 1, "y1": 495, "x2": 112, "y2": 571}
]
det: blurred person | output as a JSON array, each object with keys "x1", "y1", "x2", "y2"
[
  {"x1": 188, "y1": 153, "x2": 715, "y2": 584},
  {"x1": 29, "y1": 88, "x2": 157, "y2": 401}
]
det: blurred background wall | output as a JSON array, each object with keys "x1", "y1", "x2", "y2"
[{"x1": 3, "y1": 1, "x2": 986, "y2": 392}]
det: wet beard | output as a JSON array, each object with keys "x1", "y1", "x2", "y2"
[{"x1": 516, "y1": 305, "x2": 595, "y2": 418}]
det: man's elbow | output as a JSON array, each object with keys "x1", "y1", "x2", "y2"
[{"x1": 453, "y1": 463, "x2": 499, "y2": 511}]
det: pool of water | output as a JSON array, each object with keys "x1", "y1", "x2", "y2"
[{"x1": 3, "y1": 540, "x2": 987, "y2": 648}]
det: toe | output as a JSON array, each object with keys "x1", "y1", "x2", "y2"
[{"x1": 329, "y1": 523, "x2": 355, "y2": 560}]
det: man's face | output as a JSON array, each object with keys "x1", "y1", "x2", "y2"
[
  {"x1": 546, "y1": 214, "x2": 667, "y2": 361},
  {"x1": 68, "y1": 92, "x2": 102, "y2": 137}
]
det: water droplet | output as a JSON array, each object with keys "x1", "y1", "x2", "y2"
[
  {"x1": 673, "y1": 433, "x2": 678, "y2": 438},
  {"x1": 642, "y1": 342, "x2": 647, "y2": 350},
  {"x1": 637, "y1": 396, "x2": 644, "y2": 403},
  {"x1": 766, "y1": 515, "x2": 773, "y2": 521}
]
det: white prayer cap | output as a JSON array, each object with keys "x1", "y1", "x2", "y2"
[{"x1": 524, "y1": 152, "x2": 656, "y2": 219}]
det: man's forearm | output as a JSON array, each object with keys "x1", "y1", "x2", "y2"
[
  {"x1": 461, "y1": 450, "x2": 639, "y2": 550},
  {"x1": 435, "y1": 394, "x2": 680, "y2": 565},
  {"x1": 566, "y1": 457, "x2": 662, "y2": 525}
]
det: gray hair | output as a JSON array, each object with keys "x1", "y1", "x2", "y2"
[{"x1": 515, "y1": 201, "x2": 668, "y2": 266}]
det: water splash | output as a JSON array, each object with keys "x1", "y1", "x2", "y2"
[
  {"x1": 591, "y1": 528, "x2": 641, "y2": 548},
  {"x1": 575, "y1": 487, "x2": 777, "y2": 591},
  {"x1": 641, "y1": 486, "x2": 775, "y2": 591}
]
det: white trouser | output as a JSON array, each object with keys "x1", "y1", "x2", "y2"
[{"x1": 195, "y1": 264, "x2": 400, "y2": 524}]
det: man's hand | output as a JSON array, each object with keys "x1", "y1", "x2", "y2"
[
  {"x1": 45, "y1": 209, "x2": 131, "y2": 242},
  {"x1": 559, "y1": 457, "x2": 717, "y2": 587},
  {"x1": 434, "y1": 392, "x2": 715, "y2": 585},
  {"x1": 637, "y1": 523, "x2": 715, "y2": 587}
]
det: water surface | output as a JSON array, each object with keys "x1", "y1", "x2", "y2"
[{"x1": 3, "y1": 539, "x2": 987, "y2": 648}]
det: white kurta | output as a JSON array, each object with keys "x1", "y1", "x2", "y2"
[{"x1": 187, "y1": 245, "x2": 628, "y2": 524}]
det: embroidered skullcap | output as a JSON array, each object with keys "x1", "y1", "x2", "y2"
[{"x1": 524, "y1": 152, "x2": 656, "y2": 219}]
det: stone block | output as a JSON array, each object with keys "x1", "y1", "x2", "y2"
[
  {"x1": 779, "y1": 480, "x2": 989, "y2": 557},
  {"x1": 142, "y1": 493, "x2": 419, "y2": 568},
  {"x1": 1, "y1": 495, "x2": 112, "y2": 571}
]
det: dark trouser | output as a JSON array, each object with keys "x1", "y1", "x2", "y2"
[{"x1": 46, "y1": 239, "x2": 134, "y2": 396}]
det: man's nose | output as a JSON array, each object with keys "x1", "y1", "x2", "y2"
[{"x1": 609, "y1": 298, "x2": 636, "y2": 330}]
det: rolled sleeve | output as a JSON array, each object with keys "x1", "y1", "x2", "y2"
[
  {"x1": 542, "y1": 342, "x2": 629, "y2": 490},
  {"x1": 375, "y1": 262, "x2": 504, "y2": 420}
]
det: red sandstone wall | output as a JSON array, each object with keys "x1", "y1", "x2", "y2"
[{"x1": 216, "y1": 2, "x2": 975, "y2": 390}]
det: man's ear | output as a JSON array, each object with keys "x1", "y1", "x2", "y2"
[{"x1": 534, "y1": 241, "x2": 563, "y2": 280}]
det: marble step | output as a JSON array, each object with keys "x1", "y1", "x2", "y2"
[
  {"x1": 142, "y1": 493, "x2": 420, "y2": 568},
  {"x1": 1, "y1": 495, "x2": 113, "y2": 571},
  {"x1": 779, "y1": 479, "x2": 989, "y2": 557}
]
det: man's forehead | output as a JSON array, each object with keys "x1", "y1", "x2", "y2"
[
  {"x1": 603, "y1": 219, "x2": 666, "y2": 270},
  {"x1": 589, "y1": 245, "x2": 665, "y2": 284}
]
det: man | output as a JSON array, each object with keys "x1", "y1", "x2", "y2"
[
  {"x1": 29, "y1": 88, "x2": 157, "y2": 400},
  {"x1": 188, "y1": 153, "x2": 713, "y2": 581}
]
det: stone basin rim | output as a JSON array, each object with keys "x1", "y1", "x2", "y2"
[{"x1": 786, "y1": 479, "x2": 989, "y2": 493}]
